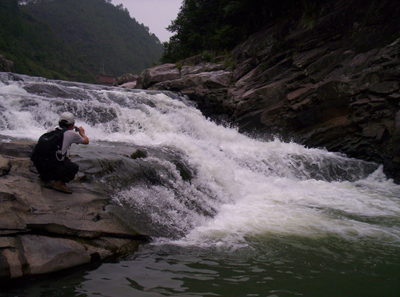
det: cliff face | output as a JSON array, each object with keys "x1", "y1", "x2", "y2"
[{"x1": 135, "y1": 0, "x2": 400, "y2": 182}]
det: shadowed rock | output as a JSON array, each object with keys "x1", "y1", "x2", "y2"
[
  {"x1": 132, "y1": 0, "x2": 400, "y2": 182},
  {"x1": 0, "y1": 141, "x2": 146, "y2": 281}
]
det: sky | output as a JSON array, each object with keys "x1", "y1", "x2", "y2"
[{"x1": 116, "y1": 0, "x2": 183, "y2": 42}]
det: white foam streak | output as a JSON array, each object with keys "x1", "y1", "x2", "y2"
[
  {"x1": 178, "y1": 175, "x2": 400, "y2": 248},
  {"x1": 1, "y1": 77, "x2": 400, "y2": 249}
]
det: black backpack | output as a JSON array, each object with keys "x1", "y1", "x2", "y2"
[{"x1": 31, "y1": 128, "x2": 67, "y2": 164}]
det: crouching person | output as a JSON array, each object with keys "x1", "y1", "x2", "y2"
[{"x1": 31, "y1": 112, "x2": 89, "y2": 194}]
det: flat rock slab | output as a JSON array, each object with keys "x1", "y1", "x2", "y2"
[{"x1": 0, "y1": 141, "x2": 145, "y2": 281}]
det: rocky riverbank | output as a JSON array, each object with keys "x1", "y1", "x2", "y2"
[
  {"x1": 0, "y1": 140, "x2": 146, "y2": 282},
  {"x1": 132, "y1": 0, "x2": 400, "y2": 182}
]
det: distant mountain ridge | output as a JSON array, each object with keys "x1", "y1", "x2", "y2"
[{"x1": 0, "y1": 0, "x2": 163, "y2": 82}]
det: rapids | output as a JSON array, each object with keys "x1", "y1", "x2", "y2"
[{"x1": 1, "y1": 72, "x2": 399, "y2": 296}]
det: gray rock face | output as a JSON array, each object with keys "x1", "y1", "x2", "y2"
[
  {"x1": 132, "y1": 1, "x2": 400, "y2": 182},
  {"x1": 0, "y1": 54, "x2": 13, "y2": 73},
  {"x1": 136, "y1": 64, "x2": 181, "y2": 89},
  {"x1": 0, "y1": 141, "x2": 143, "y2": 281},
  {"x1": 113, "y1": 73, "x2": 138, "y2": 87}
]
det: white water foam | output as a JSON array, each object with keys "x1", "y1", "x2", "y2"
[
  {"x1": 178, "y1": 175, "x2": 400, "y2": 248},
  {"x1": 1, "y1": 76, "x2": 400, "y2": 250}
]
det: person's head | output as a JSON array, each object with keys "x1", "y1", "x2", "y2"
[{"x1": 59, "y1": 112, "x2": 75, "y2": 128}]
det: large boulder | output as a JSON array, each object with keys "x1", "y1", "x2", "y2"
[
  {"x1": 150, "y1": 70, "x2": 232, "y2": 92},
  {"x1": 113, "y1": 73, "x2": 138, "y2": 87},
  {"x1": 135, "y1": 63, "x2": 180, "y2": 89},
  {"x1": 0, "y1": 141, "x2": 144, "y2": 281},
  {"x1": 0, "y1": 54, "x2": 13, "y2": 72}
]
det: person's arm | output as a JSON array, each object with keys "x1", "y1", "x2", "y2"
[{"x1": 77, "y1": 126, "x2": 89, "y2": 144}]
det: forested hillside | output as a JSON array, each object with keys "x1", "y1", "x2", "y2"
[
  {"x1": 161, "y1": 0, "x2": 400, "y2": 63},
  {"x1": 0, "y1": 0, "x2": 164, "y2": 82},
  {"x1": 162, "y1": 0, "x2": 304, "y2": 62},
  {"x1": 0, "y1": 0, "x2": 97, "y2": 81},
  {"x1": 22, "y1": 0, "x2": 163, "y2": 78}
]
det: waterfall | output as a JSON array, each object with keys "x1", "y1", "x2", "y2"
[{"x1": 1, "y1": 72, "x2": 399, "y2": 247}]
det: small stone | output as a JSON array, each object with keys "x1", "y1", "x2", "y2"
[{"x1": 131, "y1": 149, "x2": 148, "y2": 159}]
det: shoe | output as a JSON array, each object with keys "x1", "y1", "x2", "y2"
[{"x1": 52, "y1": 181, "x2": 73, "y2": 194}]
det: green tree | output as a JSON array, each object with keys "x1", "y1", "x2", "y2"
[
  {"x1": 22, "y1": 0, "x2": 163, "y2": 76},
  {"x1": 161, "y1": 0, "x2": 304, "y2": 63},
  {"x1": 0, "y1": 0, "x2": 97, "y2": 81},
  {"x1": 0, "y1": 0, "x2": 164, "y2": 82}
]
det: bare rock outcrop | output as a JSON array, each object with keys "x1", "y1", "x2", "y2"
[
  {"x1": 0, "y1": 141, "x2": 145, "y2": 281},
  {"x1": 113, "y1": 73, "x2": 138, "y2": 87},
  {"x1": 0, "y1": 55, "x2": 13, "y2": 73},
  {"x1": 133, "y1": 0, "x2": 400, "y2": 182}
]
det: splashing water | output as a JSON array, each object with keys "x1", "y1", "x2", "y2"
[
  {"x1": 1, "y1": 73, "x2": 399, "y2": 246},
  {"x1": 1, "y1": 73, "x2": 400, "y2": 296}
]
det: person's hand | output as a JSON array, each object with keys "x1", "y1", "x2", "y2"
[
  {"x1": 78, "y1": 126, "x2": 85, "y2": 135},
  {"x1": 77, "y1": 126, "x2": 89, "y2": 144}
]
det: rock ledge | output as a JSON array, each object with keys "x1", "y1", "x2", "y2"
[{"x1": 0, "y1": 140, "x2": 145, "y2": 282}]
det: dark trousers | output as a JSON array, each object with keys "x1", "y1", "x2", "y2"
[{"x1": 35, "y1": 157, "x2": 79, "y2": 183}]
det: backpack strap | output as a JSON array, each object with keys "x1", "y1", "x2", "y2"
[{"x1": 55, "y1": 127, "x2": 68, "y2": 161}]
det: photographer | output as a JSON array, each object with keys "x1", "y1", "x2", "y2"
[{"x1": 31, "y1": 112, "x2": 89, "y2": 194}]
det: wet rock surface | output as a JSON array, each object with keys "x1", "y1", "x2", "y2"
[
  {"x1": 0, "y1": 140, "x2": 146, "y2": 281},
  {"x1": 0, "y1": 136, "x2": 203, "y2": 282},
  {"x1": 132, "y1": 0, "x2": 400, "y2": 182}
]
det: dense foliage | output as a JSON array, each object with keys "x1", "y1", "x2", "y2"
[
  {"x1": 0, "y1": 0, "x2": 97, "y2": 81},
  {"x1": 162, "y1": 0, "x2": 306, "y2": 63},
  {"x1": 22, "y1": 0, "x2": 163, "y2": 77},
  {"x1": 162, "y1": 0, "x2": 399, "y2": 63},
  {"x1": 0, "y1": 0, "x2": 164, "y2": 82}
]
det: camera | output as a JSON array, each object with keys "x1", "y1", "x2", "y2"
[{"x1": 74, "y1": 127, "x2": 79, "y2": 132}]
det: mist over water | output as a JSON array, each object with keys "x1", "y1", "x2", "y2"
[{"x1": 1, "y1": 73, "x2": 399, "y2": 296}]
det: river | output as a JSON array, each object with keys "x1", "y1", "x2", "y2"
[{"x1": 1, "y1": 73, "x2": 399, "y2": 296}]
